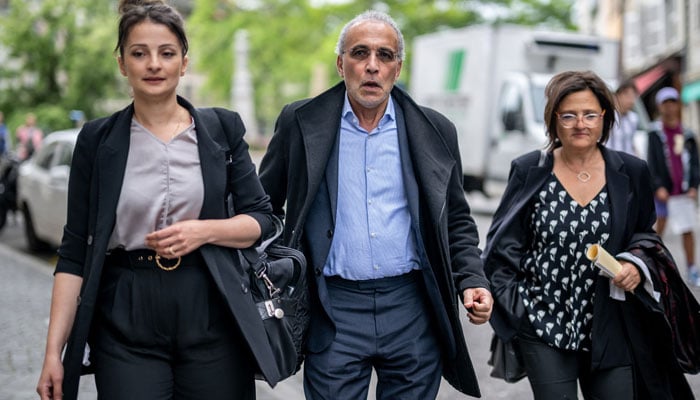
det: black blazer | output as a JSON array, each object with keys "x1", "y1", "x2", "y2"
[
  {"x1": 483, "y1": 146, "x2": 695, "y2": 398},
  {"x1": 57, "y1": 98, "x2": 279, "y2": 399},
  {"x1": 483, "y1": 146, "x2": 656, "y2": 337},
  {"x1": 259, "y1": 82, "x2": 489, "y2": 396}
]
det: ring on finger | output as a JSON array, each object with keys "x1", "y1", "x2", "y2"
[{"x1": 169, "y1": 246, "x2": 175, "y2": 256}]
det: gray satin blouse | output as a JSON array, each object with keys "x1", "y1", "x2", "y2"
[{"x1": 108, "y1": 117, "x2": 204, "y2": 250}]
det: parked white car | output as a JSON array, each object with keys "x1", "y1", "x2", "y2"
[{"x1": 17, "y1": 129, "x2": 79, "y2": 250}]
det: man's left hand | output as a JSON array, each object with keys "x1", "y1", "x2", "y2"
[{"x1": 463, "y1": 287, "x2": 493, "y2": 325}]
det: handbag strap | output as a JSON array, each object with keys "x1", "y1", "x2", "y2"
[
  {"x1": 196, "y1": 108, "x2": 285, "y2": 269},
  {"x1": 242, "y1": 216, "x2": 285, "y2": 299}
]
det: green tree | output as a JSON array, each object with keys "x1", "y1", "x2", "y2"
[
  {"x1": 189, "y1": 0, "x2": 487, "y2": 134},
  {"x1": 476, "y1": 0, "x2": 576, "y2": 30},
  {"x1": 0, "y1": 0, "x2": 119, "y2": 132}
]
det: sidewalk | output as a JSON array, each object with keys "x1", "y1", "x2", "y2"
[{"x1": 0, "y1": 243, "x2": 98, "y2": 399}]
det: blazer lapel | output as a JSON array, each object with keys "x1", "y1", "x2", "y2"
[
  {"x1": 519, "y1": 156, "x2": 553, "y2": 208},
  {"x1": 602, "y1": 148, "x2": 629, "y2": 253},
  {"x1": 325, "y1": 134, "x2": 340, "y2": 226},
  {"x1": 94, "y1": 105, "x2": 133, "y2": 240},
  {"x1": 188, "y1": 106, "x2": 226, "y2": 220}
]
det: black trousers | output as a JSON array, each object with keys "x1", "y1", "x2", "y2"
[
  {"x1": 518, "y1": 327, "x2": 634, "y2": 400},
  {"x1": 91, "y1": 250, "x2": 255, "y2": 400},
  {"x1": 303, "y1": 271, "x2": 442, "y2": 400}
]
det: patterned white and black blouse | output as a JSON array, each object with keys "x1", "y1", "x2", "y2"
[{"x1": 518, "y1": 175, "x2": 611, "y2": 351}]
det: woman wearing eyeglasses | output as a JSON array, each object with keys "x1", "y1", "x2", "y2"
[{"x1": 482, "y1": 71, "x2": 694, "y2": 399}]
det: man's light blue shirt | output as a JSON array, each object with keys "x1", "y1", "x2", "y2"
[{"x1": 323, "y1": 94, "x2": 420, "y2": 280}]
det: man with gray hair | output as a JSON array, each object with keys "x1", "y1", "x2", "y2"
[{"x1": 259, "y1": 10, "x2": 492, "y2": 399}]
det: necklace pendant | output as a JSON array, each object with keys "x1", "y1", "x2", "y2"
[{"x1": 577, "y1": 171, "x2": 591, "y2": 183}]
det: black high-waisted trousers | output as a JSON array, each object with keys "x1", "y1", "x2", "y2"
[{"x1": 91, "y1": 249, "x2": 255, "y2": 400}]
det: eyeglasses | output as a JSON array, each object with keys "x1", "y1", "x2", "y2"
[
  {"x1": 343, "y1": 46, "x2": 398, "y2": 63},
  {"x1": 556, "y1": 110, "x2": 605, "y2": 128}
]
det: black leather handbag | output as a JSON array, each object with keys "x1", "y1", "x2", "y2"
[{"x1": 240, "y1": 216, "x2": 309, "y2": 380}]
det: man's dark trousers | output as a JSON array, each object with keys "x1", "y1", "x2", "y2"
[{"x1": 303, "y1": 270, "x2": 442, "y2": 400}]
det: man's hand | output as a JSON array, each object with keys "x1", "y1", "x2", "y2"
[{"x1": 463, "y1": 287, "x2": 493, "y2": 325}]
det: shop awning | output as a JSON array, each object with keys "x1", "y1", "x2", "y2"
[
  {"x1": 633, "y1": 65, "x2": 666, "y2": 94},
  {"x1": 682, "y1": 79, "x2": 700, "y2": 103}
]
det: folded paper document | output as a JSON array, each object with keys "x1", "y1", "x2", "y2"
[{"x1": 585, "y1": 244, "x2": 621, "y2": 278}]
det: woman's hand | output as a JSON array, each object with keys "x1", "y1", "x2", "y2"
[
  {"x1": 612, "y1": 261, "x2": 642, "y2": 292},
  {"x1": 37, "y1": 354, "x2": 64, "y2": 400},
  {"x1": 145, "y1": 219, "x2": 208, "y2": 258},
  {"x1": 145, "y1": 215, "x2": 262, "y2": 256},
  {"x1": 463, "y1": 287, "x2": 493, "y2": 324}
]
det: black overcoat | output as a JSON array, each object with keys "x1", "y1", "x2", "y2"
[{"x1": 259, "y1": 82, "x2": 489, "y2": 396}]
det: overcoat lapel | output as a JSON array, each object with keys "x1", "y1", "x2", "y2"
[
  {"x1": 296, "y1": 85, "x2": 344, "y2": 226},
  {"x1": 397, "y1": 92, "x2": 453, "y2": 225},
  {"x1": 325, "y1": 134, "x2": 340, "y2": 227},
  {"x1": 394, "y1": 101, "x2": 420, "y2": 221}
]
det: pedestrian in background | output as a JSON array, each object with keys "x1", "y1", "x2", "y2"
[
  {"x1": 647, "y1": 86, "x2": 700, "y2": 286},
  {"x1": 15, "y1": 112, "x2": 43, "y2": 161},
  {"x1": 0, "y1": 111, "x2": 9, "y2": 156},
  {"x1": 483, "y1": 71, "x2": 694, "y2": 399},
  {"x1": 36, "y1": 1, "x2": 277, "y2": 399},
  {"x1": 259, "y1": 10, "x2": 493, "y2": 400},
  {"x1": 607, "y1": 80, "x2": 640, "y2": 156}
]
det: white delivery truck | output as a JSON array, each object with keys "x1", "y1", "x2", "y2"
[{"x1": 410, "y1": 24, "x2": 621, "y2": 193}]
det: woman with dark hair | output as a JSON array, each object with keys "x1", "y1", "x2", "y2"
[
  {"x1": 483, "y1": 70, "x2": 695, "y2": 399},
  {"x1": 36, "y1": 1, "x2": 277, "y2": 399}
]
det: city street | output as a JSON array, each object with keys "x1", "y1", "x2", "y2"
[{"x1": 1, "y1": 205, "x2": 699, "y2": 399}]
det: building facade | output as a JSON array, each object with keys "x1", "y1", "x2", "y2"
[{"x1": 581, "y1": 0, "x2": 700, "y2": 132}]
